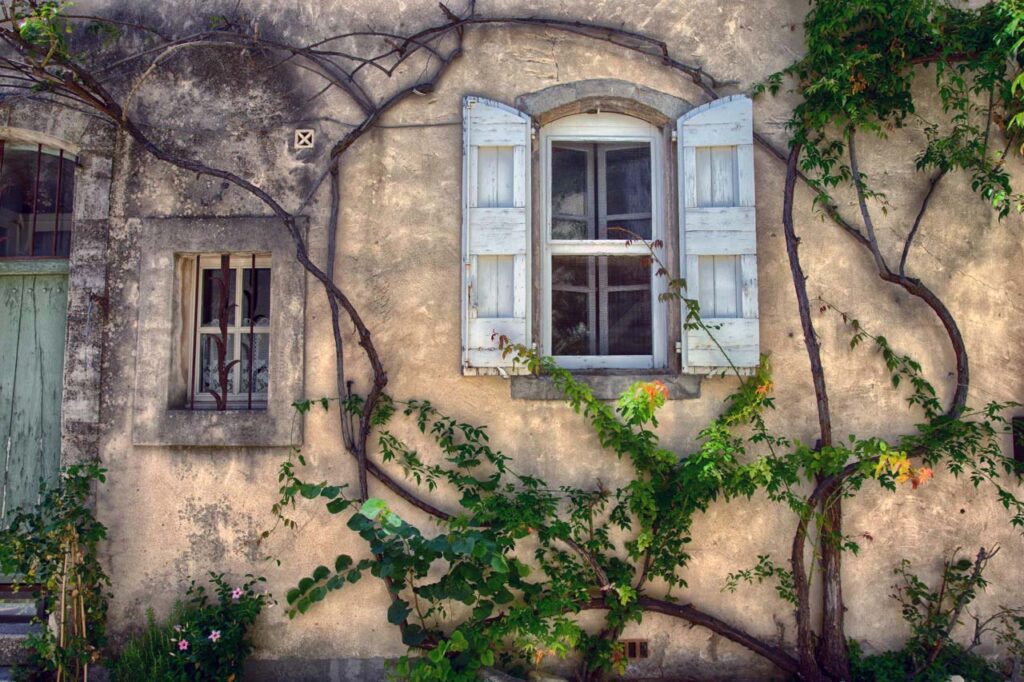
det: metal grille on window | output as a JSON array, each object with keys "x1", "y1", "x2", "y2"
[
  {"x1": 0, "y1": 141, "x2": 76, "y2": 259},
  {"x1": 189, "y1": 253, "x2": 271, "y2": 410}
]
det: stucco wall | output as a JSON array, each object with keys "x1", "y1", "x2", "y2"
[{"x1": 23, "y1": 0, "x2": 1024, "y2": 679}]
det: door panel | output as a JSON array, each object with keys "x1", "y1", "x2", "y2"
[{"x1": 0, "y1": 273, "x2": 67, "y2": 524}]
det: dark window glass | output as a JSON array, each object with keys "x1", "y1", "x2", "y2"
[
  {"x1": 200, "y1": 267, "x2": 236, "y2": 327},
  {"x1": 550, "y1": 142, "x2": 651, "y2": 240},
  {"x1": 242, "y1": 268, "x2": 271, "y2": 326},
  {"x1": 551, "y1": 255, "x2": 652, "y2": 356},
  {"x1": 0, "y1": 144, "x2": 75, "y2": 258}
]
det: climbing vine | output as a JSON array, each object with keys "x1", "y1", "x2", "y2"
[{"x1": 1, "y1": 0, "x2": 1024, "y2": 680}]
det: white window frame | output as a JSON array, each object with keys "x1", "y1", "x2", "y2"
[
  {"x1": 540, "y1": 113, "x2": 667, "y2": 370},
  {"x1": 191, "y1": 253, "x2": 272, "y2": 409}
]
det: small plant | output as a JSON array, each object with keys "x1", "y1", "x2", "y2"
[
  {"x1": 849, "y1": 548, "x2": 1023, "y2": 681},
  {"x1": 0, "y1": 462, "x2": 109, "y2": 682},
  {"x1": 108, "y1": 605, "x2": 186, "y2": 682},
  {"x1": 166, "y1": 573, "x2": 271, "y2": 682}
]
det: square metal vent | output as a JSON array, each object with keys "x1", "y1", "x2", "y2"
[{"x1": 294, "y1": 129, "x2": 315, "y2": 149}]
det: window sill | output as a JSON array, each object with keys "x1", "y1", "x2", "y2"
[
  {"x1": 133, "y1": 407, "x2": 294, "y2": 448},
  {"x1": 510, "y1": 372, "x2": 700, "y2": 401}
]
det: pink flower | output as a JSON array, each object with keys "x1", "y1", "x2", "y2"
[
  {"x1": 208, "y1": 630, "x2": 221, "y2": 643},
  {"x1": 231, "y1": 587, "x2": 243, "y2": 600},
  {"x1": 178, "y1": 639, "x2": 189, "y2": 651}
]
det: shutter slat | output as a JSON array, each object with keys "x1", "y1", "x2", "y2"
[
  {"x1": 678, "y1": 96, "x2": 759, "y2": 373},
  {"x1": 463, "y1": 97, "x2": 532, "y2": 375}
]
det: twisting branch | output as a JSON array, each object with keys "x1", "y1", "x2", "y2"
[
  {"x1": 848, "y1": 129, "x2": 891, "y2": 276},
  {"x1": 782, "y1": 142, "x2": 827, "y2": 682},
  {"x1": 900, "y1": 170, "x2": 945, "y2": 277}
]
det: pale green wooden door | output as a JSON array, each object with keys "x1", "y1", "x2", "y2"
[{"x1": 0, "y1": 271, "x2": 67, "y2": 525}]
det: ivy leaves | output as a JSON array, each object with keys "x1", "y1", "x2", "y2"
[{"x1": 761, "y1": 0, "x2": 1024, "y2": 216}]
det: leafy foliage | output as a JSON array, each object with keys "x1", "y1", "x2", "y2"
[
  {"x1": 272, "y1": 326, "x2": 1022, "y2": 677},
  {"x1": 0, "y1": 463, "x2": 109, "y2": 680},
  {"x1": 848, "y1": 550, "x2": 1024, "y2": 682},
  {"x1": 759, "y1": 0, "x2": 1024, "y2": 217},
  {"x1": 165, "y1": 574, "x2": 270, "y2": 682},
  {"x1": 109, "y1": 606, "x2": 187, "y2": 682}
]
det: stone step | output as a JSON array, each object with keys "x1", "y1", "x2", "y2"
[{"x1": 0, "y1": 621, "x2": 42, "y2": 667}]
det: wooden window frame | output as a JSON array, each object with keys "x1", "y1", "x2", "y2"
[{"x1": 539, "y1": 113, "x2": 668, "y2": 370}]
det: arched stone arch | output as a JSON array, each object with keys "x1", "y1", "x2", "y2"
[{"x1": 514, "y1": 78, "x2": 693, "y2": 128}]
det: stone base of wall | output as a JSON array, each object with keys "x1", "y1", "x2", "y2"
[{"x1": 243, "y1": 657, "x2": 392, "y2": 681}]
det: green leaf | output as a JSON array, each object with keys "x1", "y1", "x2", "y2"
[
  {"x1": 312, "y1": 565, "x2": 330, "y2": 581},
  {"x1": 490, "y1": 555, "x2": 509, "y2": 573},
  {"x1": 387, "y1": 598, "x2": 411, "y2": 624},
  {"x1": 448, "y1": 629, "x2": 468, "y2": 652},
  {"x1": 402, "y1": 624, "x2": 426, "y2": 646},
  {"x1": 326, "y1": 498, "x2": 351, "y2": 514},
  {"x1": 334, "y1": 555, "x2": 353, "y2": 572},
  {"x1": 360, "y1": 498, "x2": 389, "y2": 520}
]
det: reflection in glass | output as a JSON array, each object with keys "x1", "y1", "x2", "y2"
[
  {"x1": 201, "y1": 267, "x2": 236, "y2": 326},
  {"x1": 241, "y1": 333, "x2": 270, "y2": 394},
  {"x1": 0, "y1": 146, "x2": 75, "y2": 258},
  {"x1": 242, "y1": 268, "x2": 271, "y2": 326},
  {"x1": 551, "y1": 256, "x2": 651, "y2": 356},
  {"x1": 550, "y1": 142, "x2": 652, "y2": 240},
  {"x1": 199, "y1": 333, "x2": 235, "y2": 394},
  {"x1": 605, "y1": 146, "x2": 651, "y2": 215}
]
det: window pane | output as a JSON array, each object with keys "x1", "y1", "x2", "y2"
[
  {"x1": 605, "y1": 145, "x2": 651, "y2": 216},
  {"x1": 607, "y1": 290, "x2": 652, "y2": 355},
  {"x1": 551, "y1": 289, "x2": 592, "y2": 355},
  {"x1": 552, "y1": 218, "x2": 589, "y2": 240},
  {"x1": 240, "y1": 333, "x2": 270, "y2": 394},
  {"x1": 56, "y1": 156, "x2": 74, "y2": 257},
  {"x1": 242, "y1": 267, "x2": 271, "y2": 326},
  {"x1": 552, "y1": 255, "x2": 652, "y2": 356},
  {"x1": 0, "y1": 147, "x2": 39, "y2": 258},
  {"x1": 200, "y1": 266, "x2": 236, "y2": 326},
  {"x1": 604, "y1": 218, "x2": 652, "y2": 241},
  {"x1": 199, "y1": 333, "x2": 235, "y2": 395},
  {"x1": 606, "y1": 255, "x2": 650, "y2": 287},
  {"x1": 551, "y1": 145, "x2": 588, "y2": 217},
  {"x1": 552, "y1": 254, "x2": 593, "y2": 288},
  {"x1": 31, "y1": 151, "x2": 61, "y2": 256}
]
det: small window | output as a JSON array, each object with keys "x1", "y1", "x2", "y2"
[
  {"x1": 542, "y1": 114, "x2": 666, "y2": 370},
  {"x1": 0, "y1": 142, "x2": 76, "y2": 259},
  {"x1": 189, "y1": 253, "x2": 271, "y2": 410}
]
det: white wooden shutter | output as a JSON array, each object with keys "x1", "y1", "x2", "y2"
[
  {"x1": 677, "y1": 96, "x2": 759, "y2": 372},
  {"x1": 462, "y1": 96, "x2": 531, "y2": 375}
]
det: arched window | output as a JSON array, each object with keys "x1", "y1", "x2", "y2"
[
  {"x1": 0, "y1": 142, "x2": 76, "y2": 259},
  {"x1": 539, "y1": 113, "x2": 666, "y2": 369}
]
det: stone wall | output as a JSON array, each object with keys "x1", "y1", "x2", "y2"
[{"x1": 23, "y1": 0, "x2": 1024, "y2": 678}]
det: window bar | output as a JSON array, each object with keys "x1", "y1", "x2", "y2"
[
  {"x1": 214, "y1": 253, "x2": 232, "y2": 411},
  {"x1": 248, "y1": 253, "x2": 255, "y2": 410},
  {"x1": 189, "y1": 258, "x2": 201, "y2": 410},
  {"x1": 52, "y1": 149, "x2": 63, "y2": 257},
  {"x1": 29, "y1": 143, "x2": 41, "y2": 256},
  {"x1": 0, "y1": 141, "x2": 5, "y2": 254}
]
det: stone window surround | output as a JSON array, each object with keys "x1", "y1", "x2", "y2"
[
  {"x1": 511, "y1": 79, "x2": 701, "y2": 400},
  {"x1": 132, "y1": 216, "x2": 306, "y2": 447}
]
